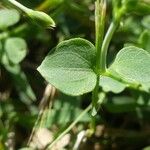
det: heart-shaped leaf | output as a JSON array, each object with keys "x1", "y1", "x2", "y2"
[
  {"x1": 38, "y1": 38, "x2": 97, "y2": 96},
  {"x1": 108, "y1": 46, "x2": 150, "y2": 88},
  {"x1": 5, "y1": 38, "x2": 27, "y2": 64},
  {"x1": 0, "y1": 9, "x2": 20, "y2": 30}
]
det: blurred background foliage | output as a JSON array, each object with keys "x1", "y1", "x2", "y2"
[{"x1": 0, "y1": 0, "x2": 150, "y2": 149}]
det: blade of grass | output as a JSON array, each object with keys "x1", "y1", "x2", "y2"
[{"x1": 45, "y1": 103, "x2": 92, "y2": 150}]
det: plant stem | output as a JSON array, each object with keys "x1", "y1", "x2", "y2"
[
  {"x1": 91, "y1": 0, "x2": 120, "y2": 120},
  {"x1": 104, "y1": 70, "x2": 142, "y2": 91},
  {"x1": 100, "y1": 0, "x2": 128, "y2": 72},
  {"x1": 7, "y1": 0, "x2": 29, "y2": 13},
  {"x1": 91, "y1": 21, "x2": 119, "y2": 117},
  {"x1": 1, "y1": 0, "x2": 54, "y2": 41},
  {"x1": 100, "y1": 21, "x2": 118, "y2": 72},
  {"x1": 45, "y1": 104, "x2": 92, "y2": 150},
  {"x1": 95, "y1": 0, "x2": 106, "y2": 73},
  {"x1": 91, "y1": 0, "x2": 106, "y2": 117}
]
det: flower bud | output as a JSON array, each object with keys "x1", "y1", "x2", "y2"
[
  {"x1": 26, "y1": 9, "x2": 55, "y2": 28},
  {"x1": 8, "y1": 0, "x2": 55, "y2": 28}
]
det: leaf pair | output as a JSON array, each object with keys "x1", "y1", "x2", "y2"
[{"x1": 38, "y1": 38, "x2": 150, "y2": 96}]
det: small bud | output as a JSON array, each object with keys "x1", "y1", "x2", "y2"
[
  {"x1": 26, "y1": 10, "x2": 55, "y2": 28},
  {"x1": 8, "y1": 0, "x2": 55, "y2": 28}
]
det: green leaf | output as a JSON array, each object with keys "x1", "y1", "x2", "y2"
[
  {"x1": 38, "y1": 38, "x2": 96, "y2": 96},
  {"x1": 143, "y1": 146, "x2": 150, "y2": 150},
  {"x1": 5, "y1": 38, "x2": 27, "y2": 64},
  {"x1": 142, "y1": 15, "x2": 150, "y2": 29},
  {"x1": 100, "y1": 76, "x2": 126, "y2": 93},
  {"x1": 135, "y1": 1, "x2": 150, "y2": 15},
  {"x1": 0, "y1": 9, "x2": 20, "y2": 30},
  {"x1": 123, "y1": 0, "x2": 138, "y2": 11},
  {"x1": 108, "y1": 46, "x2": 150, "y2": 87},
  {"x1": 139, "y1": 30, "x2": 150, "y2": 52},
  {"x1": 122, "y1": 17, "x2": 142, "y2": 35}
]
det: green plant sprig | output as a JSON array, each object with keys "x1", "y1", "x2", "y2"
[
  {"x1": 7, "y1": 0, "x2": 55, "y2": 28},
  {"x1": 91, "y1": 0, "x2": 106, "y2": 118},
  {"x1": 91, "y1": 0, "x2": 136, "y2": 123},
  {"x1": 37, "y1": 0, "x2": 150, "y2": 134}
]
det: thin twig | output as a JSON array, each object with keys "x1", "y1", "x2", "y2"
[{"x1": 27, "y1": 84, "x2": 55, "y2": 146}]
